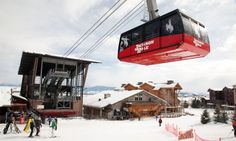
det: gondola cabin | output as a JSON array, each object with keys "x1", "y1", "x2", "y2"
[{"x1": 118, "y1": 9, "x2": 210, "y2": 65}]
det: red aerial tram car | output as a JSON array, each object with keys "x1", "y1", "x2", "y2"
[{"x1": 118, "y1": 9, "x2": 210, "y2": 65}]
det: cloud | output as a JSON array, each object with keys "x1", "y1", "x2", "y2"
[{"x1": 0, "y1": 0, "x2": 235, "y2": 93}]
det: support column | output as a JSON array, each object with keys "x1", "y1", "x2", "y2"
[{"x1": 100, "y1": 109, "x2": 103, "y2": 118}]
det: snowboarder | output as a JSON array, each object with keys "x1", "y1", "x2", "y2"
[
  {"x1": 3, "y1": 108, "x2": 14, "y2": 134},
  {"x1": 158, "y1": 117, "x2": 162, "y2": 127},
  {"x1": 28, "y1": 115, "x2": 35, "y2": 137},
  {"x1": 50, "y1": 117, "x2": 57, "y2": 137},
  {"x1": 232, "y1": 118, "x2": 236, "y2": 137},
  {"x1": 35, "y1": 116, "x2": 42, "y2": 136}
]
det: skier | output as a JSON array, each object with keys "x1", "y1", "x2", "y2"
[
  {"x1": 48, "y1": 116, "x2": 52, "y2": 126},
  {"x1": 35, "y1": 116, "x2": 42, "y2": 136},
  {"x1": 50, "y1": 117, "x2": 57, "y2": 137},
  {"x1": 3, "y1": 108, "x2": 14, "y2": 134},
  {"x1": 12, "y1": 116, "x2": 21, "y2": 133},
  {"x1": 158, "y1": 117, "x2": 162, "y2": 127},
  {"x1": 155, "y1": 114, "x2": 158, "y2": 121},
  {"x1": 232, "y1": 118, "x2": 236, "y2": 137}
]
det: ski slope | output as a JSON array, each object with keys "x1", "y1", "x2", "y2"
[{"x1": 0, "y1": 108, "x2": 235, "y2": 141}]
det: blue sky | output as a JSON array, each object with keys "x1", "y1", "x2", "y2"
[{"x1": 0, "y1": 0, "x2": 236, "y2": 92}]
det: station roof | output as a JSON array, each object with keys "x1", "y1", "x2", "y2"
[{"x1": 18, "y1": 51, "x2": 100, "y2": 75}]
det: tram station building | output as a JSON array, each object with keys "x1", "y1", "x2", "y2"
[{"x1": 18, "y1": 52, "x2": 99, "y2": 117}]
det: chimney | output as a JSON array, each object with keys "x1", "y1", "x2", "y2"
[{"x1": 104, "y1": 93, "x2": 111, "y2": 99}]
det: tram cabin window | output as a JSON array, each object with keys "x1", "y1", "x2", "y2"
[
  {"x1": 191, "y1": 21, "x2": 202, "y2": 40},
  {"x1": 131, "y1": 28, "x2": 142, "y2": 44},
  {"x1": 161, "y1": 14, "x2": 183, "y2": 36},
  {"x1": 144, "y1": 20, "x2": 160, "y2": 40},
  {"x1": 119, "y1": 33, "x2": 131, "y2": 52},
  {"x1": 181, "y1": 15, "x2": 193, "y2": 36},
  {"x1": 199, "y1": 25, "x2": 210, "y2": 44}
]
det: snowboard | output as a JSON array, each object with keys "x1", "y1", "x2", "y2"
[{"x1": 23, "y1": 118, "x2": 32, "y2": 133}]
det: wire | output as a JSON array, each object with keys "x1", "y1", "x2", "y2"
[
  {"x1": 64, "y1": 0, "x2": 127, "y2": 57},
  {"x1": 63, "y1": 0, "x2": 122, "y2": 56},
  {"x1": 81, "y1": 0, "x2": 144, "y2": 58}
]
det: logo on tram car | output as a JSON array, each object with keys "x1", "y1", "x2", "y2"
[
  {"x1": 193, "y1": 38, "x2": 204, "y2": 47},
  {"x1": 166, "y1": 19, "x2": 174, "y2": 34},
  {"x1": 135, "y1": 40, "x2": 154, "y2": 54}
]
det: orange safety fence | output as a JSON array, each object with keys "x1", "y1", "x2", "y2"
[
  {"x1": 194, "y1": 131, "x2": 220, "y2": 141},
  {"x1": 165, "y1": 123, "x2": 220, "y2": 141},
  {"x1": 165, "y1": 123, "x2": 179, "y2": 137},
  {"x1": 178, "y1": 129, "x2": 194, "y2": 140}
]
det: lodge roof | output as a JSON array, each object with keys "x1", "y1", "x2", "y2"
[
  {"x1": 18, "y1": 51, "x2": 100, "y2": 75},
  {"x1": 83, "y1": 90, "x2": 143, "y2": 108},
  {"x1": 83, "y1": 89, "x2": 169, "y2": 108}
]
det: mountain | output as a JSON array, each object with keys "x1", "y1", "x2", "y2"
[
  {"x1": 84, "y1": 86, "x2": 115, "y2": 94},
  {"x1": 179, "y1": 91, "x2": 208, "y2": 97},
  {"x1": 0, "y1": 83, "x2": 20, "y2": 87}
]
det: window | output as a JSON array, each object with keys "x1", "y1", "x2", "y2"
[
  {"x1": 199, "y1": 26, "x2": 210, "y2": 44},
  {"x1": 135, "y1": 94, "x2": 143, "y2": 101},
  {"x1": 131, "y1": 28, "x2": 142, "y2": 44},
  {"x1": 138, "y1": 94, "x2": 143, "y2": 101},
  {"x1": 181, "y1": 15, "x2": 193, "y2": 36},
  {"x1": 191, "y1": 21, "x2": 202, "y2": 40},
  {"x1": 119, "y1": 33, "x2": 131, "y2": 52},
  {"x1": 144, "y1": 20, "x2": 160, "y2": 40},
  {"x1": 161, "y1": 14, "x2": 183, "y2": 36},
  {"x1": 182, "y1": 15, "x2": 209, "y2": 44}
]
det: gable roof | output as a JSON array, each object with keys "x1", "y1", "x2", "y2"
[
  {"x1": 18, "y1": 51, "x2": 100, "y2": 75},
  {"x1": 153, "y1": 82, "x2": 182, "y2": 90},
  {"x1": 83, "y1": 90, "x2": 143, "y2": 108}
]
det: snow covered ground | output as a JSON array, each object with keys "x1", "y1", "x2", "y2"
[{"x1": 0, "y1": 108, "x2": 235, "y2": 141}]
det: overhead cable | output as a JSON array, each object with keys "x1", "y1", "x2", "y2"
[
  {"x1": 81, "y1": 0, "x2": 144, "y2": 58},
  {"x1": 64, "y1": 0, "x2": 127, "y2": 56}
]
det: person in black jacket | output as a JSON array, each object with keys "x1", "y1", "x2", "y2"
[
  {"x1": 3, "y1": 108, "x2": 14, "y2": 134},
  {"x1": 35, "y1": 116, "x2": 42, "y2": 136},
  {"x1": 158, "y1": 117, "x2": 163, "y2": 127}
]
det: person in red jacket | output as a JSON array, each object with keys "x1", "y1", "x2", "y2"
[{"x1": 232, "y1": 118, "x2": 236, "y2": 137}]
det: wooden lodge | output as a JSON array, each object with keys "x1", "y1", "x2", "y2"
[
  {"x1": 83, "y1": 81, "x2": 182, "y2": 119},
  {"x1": 18, "y1": 52, "x2": 99, "y2": 117},
  {"x1": 123, "y1": 81, "x2": 182, "y2": 112},
  {"x1": 83, "y1": 90, "x2": 168, "y2": 119}
]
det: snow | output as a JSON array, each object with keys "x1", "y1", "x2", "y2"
[
  {"x1": 83, "y1": 90, "x2": 143, "y2": 108},
  {"x1": 0, "y1": 86, "x2": 24, "y2": 107},
  {"x1": 23, "y1": 51, "x2": 101, "y2": 63},
  {"x1": 0, "y1": 108, "x2": 235, "y2": 141},
  {"x1": 0, "y1": 86, "x2": 12, "y2": 107}
]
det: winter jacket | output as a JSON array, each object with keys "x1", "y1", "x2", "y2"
[
  {"x1": 232, "y1": 120, "x2": 236, "y2": 126},
  {"x1": 30, "y1": 119, "x2": 35, "y2": 129},
  {"x1": 35, "y1": 118, "x2": 42, "y2": 128}
]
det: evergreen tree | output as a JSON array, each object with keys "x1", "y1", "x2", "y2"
[
  {"x1": 221, "y1": 111, "x2": 228, "y2": 124},
  {"x1": 201, "y1": 109, "x2": 210, "y2": 124},
  {"x1": 191, "y1": 98, "x2": 201, "y2": 108},
  {"x1": 213, "y1": 106, "x2": 221, "y2": 123},
  {"x1": 183, "y1": 101, "x2": 189, "y2": 108}
]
